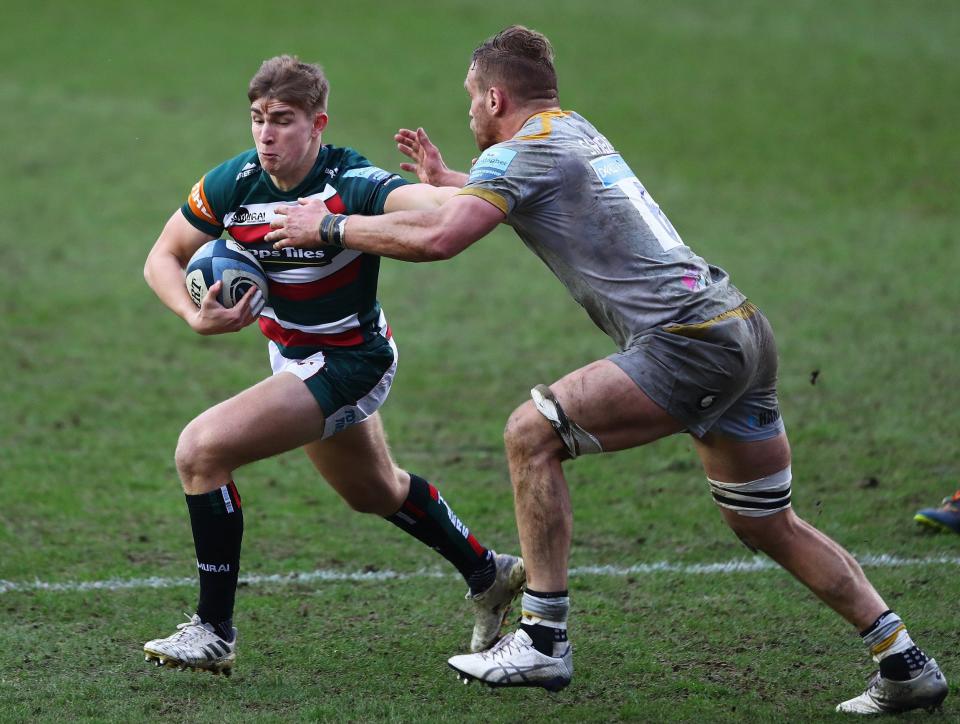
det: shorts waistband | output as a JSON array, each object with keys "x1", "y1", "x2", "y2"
[{"x1": 662, "y1": 301, "x2": 759, "y2": 339}]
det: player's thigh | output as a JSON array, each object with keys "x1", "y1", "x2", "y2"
[
  {"x1": 514, "y1": 358, "x2": 685, "y2": 455},
  {"x1": 302, "y1": 412, "x2": 407, "y2": 514},
  {"x1": 691, "y1": 430, "x2": 792, "y2": 484},
  {"x1": 690, "y1": 433, "x2": 794, "y2": 540},
  {"x1": 691, "y1": 310, "x2": 792, "y2": 482},
  {"x1": 179, "y1": 371, "x2": 326, "y2": 470}
]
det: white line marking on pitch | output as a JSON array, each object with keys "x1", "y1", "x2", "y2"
[{"x1": 1, "y1": 554, "x2": 956, "y2": 596}]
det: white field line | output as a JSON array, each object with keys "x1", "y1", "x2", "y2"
[{"x1": 1, "y1": 554, "x2": 958, "y2": 596}]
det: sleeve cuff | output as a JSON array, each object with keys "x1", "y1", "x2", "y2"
[{"x1": 457, "y1": 187, "x2": 510, "y2": 215}]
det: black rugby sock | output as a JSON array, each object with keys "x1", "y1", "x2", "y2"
[
  {"x1": 860, "y1": 610, "x2": 929, "y2": 681},
  {"x1": 520, "y1": 588, "x2": 570, "y2": 656},
  {"x1": 879, "y1": 646, "x2": 929, "y2": 681},
  {"x1": 386, "y1": 473, "x2": 492, "y2": 590},
  {"x1": 520, "y1": 620, "x2": 569, "y2": 656},
  {"x1": 186, "y1": 481, "x2": 244, "y2": 627}
]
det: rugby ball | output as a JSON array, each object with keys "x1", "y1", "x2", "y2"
[{"x1": 185, "y1": 239, "x2": 268, "y2": 315}]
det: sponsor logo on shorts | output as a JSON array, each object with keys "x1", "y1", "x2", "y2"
[
  {"x1": 748, "y1": 408, "x2": 781, "y2": 428},
  {"x1": 469, "y1": 146, "x2": 517, "y2": 182},
  {"x1": 332, "y1": 408, "x2": 358, "y2": 434},
  {"x1": 699, "y1": 394, "x2": 716, "y2": 409}
]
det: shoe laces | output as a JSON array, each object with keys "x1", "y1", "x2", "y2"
[
  {"x1": 170, "y1": 613, "x2": 208, "y2": 641},
  {"x1": 479, "y1": 632, "x2": 526, "y2": 661},
  {"x1": 863, "y1": 670, "x2": 882, "y2": 693},
  {"x1": 943, "y1": 490, "x2": 960, "y2": 508}
]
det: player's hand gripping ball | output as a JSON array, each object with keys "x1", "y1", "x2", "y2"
[{"x1": 186, "y1": 239, "x2": 268, "y2": 316}]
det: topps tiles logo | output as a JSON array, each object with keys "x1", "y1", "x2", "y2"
[{"x1": 246, "y1": 247, "x2": 330, "y2": 263}]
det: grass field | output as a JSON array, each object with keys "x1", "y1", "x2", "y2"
[{"x1": 2, "y1": 0, "x2": 959, "y2": 720}]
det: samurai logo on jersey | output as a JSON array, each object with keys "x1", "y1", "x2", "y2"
[
  {"x1": 230, "y1": 206, "x2": 270, "y2": 225},
  {"x1": 223, "y1": 185, "x2": 343, "y2": 251}
]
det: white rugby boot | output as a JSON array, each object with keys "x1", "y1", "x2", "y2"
[
  {"x1": 449, "y1": 629, "x2": 573, "y2": 692},
  {"x1": 144, "y1": 614, "x2": 237, "y2": 676},
  {"x1": 836, "y1": 659, "x2": 947, "y2": 714},
  {"x1": 468, "y1": 552, "x2": 526, "y2": 652}
]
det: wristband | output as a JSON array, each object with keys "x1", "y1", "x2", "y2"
[{"x1": 319, "y1": 213, "x2": 349, "y2": 248}]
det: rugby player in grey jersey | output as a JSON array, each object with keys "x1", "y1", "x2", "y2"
[{"x1": 266, "y1": 27, "x2": 946, "y2": 714}]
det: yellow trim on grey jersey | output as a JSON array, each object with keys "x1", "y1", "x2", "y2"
[
  {"x1": 516, "y1": 110, "x2": 571, "y2": 141},
  {"x1": 663, "y1": 301, "x2": 759, "y2": 338},
  {"x1": 457, "y1": 186, "x2": 510, "y2": 215}
]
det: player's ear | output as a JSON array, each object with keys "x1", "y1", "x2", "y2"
[
  {"x1": 313, "y1": 112, "x2": 329, "y2": 136},
  {"x1": 488, "y1": 86, "x2": 506, "y2": 116}
]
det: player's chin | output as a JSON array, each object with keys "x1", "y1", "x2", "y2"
[
  {"x1": 258, "y1": 153, "x2": 281, "y2": 171},
  {"x1": 473, "y1": 132, "x2": 494, "y2": 153}
]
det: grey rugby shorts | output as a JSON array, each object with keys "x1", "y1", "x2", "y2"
[{"x1": 608, "y1": 301, "x2": 786, "y2": 441}]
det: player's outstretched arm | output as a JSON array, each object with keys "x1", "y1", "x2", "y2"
[
  {"x1": 383, "y1": 183, "x2": 459, "y2": 212},
  {"x1": 395, "y1": 127, "x2": 469, "y2": 188},
  {"x1": 144, "y1": 211, "x2": 259, "y2": 335},
  {"x1": 268, "y1": 194, "x2": 504, "y2": 263}
]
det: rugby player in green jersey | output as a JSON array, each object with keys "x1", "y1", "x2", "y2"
[
  {"x1": 141, "y1": 55, "x2": 524, "y2": 676},
  {"x1": 265, "y1": 28, "x2": 946, "y2": 715}
]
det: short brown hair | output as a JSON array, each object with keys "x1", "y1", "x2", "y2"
[
  {"x1": 247, "y1": 55, "x2": 329, "y2": 113},
  {"x1": 471, "y1": 25, "x2": 558, "y2": 105}
]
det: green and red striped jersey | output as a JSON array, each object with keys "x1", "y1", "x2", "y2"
[{"x1": 181, "y1": 145, "x2": 409, "y2": 357}]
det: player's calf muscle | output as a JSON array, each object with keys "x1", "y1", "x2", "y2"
[{"x1": 338, "y1": 478, "x2": 406, "y2": 515}]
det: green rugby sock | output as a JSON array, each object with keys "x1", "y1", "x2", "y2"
[{"x1": 386, "y1": 473, "x2": 492, "y2": 589}]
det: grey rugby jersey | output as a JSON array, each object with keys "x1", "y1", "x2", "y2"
[{"x1": 459, "y1": 111, "x2": 745, "y2": 350}]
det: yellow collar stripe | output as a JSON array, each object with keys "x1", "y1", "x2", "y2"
[{"x1": 517, "y1": 110, "x2": 570, "y2": 141}]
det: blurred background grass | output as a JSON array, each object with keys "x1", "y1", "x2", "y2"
[{"x1": 1, "y1": 0, "x2": 958, "y2": 719}]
